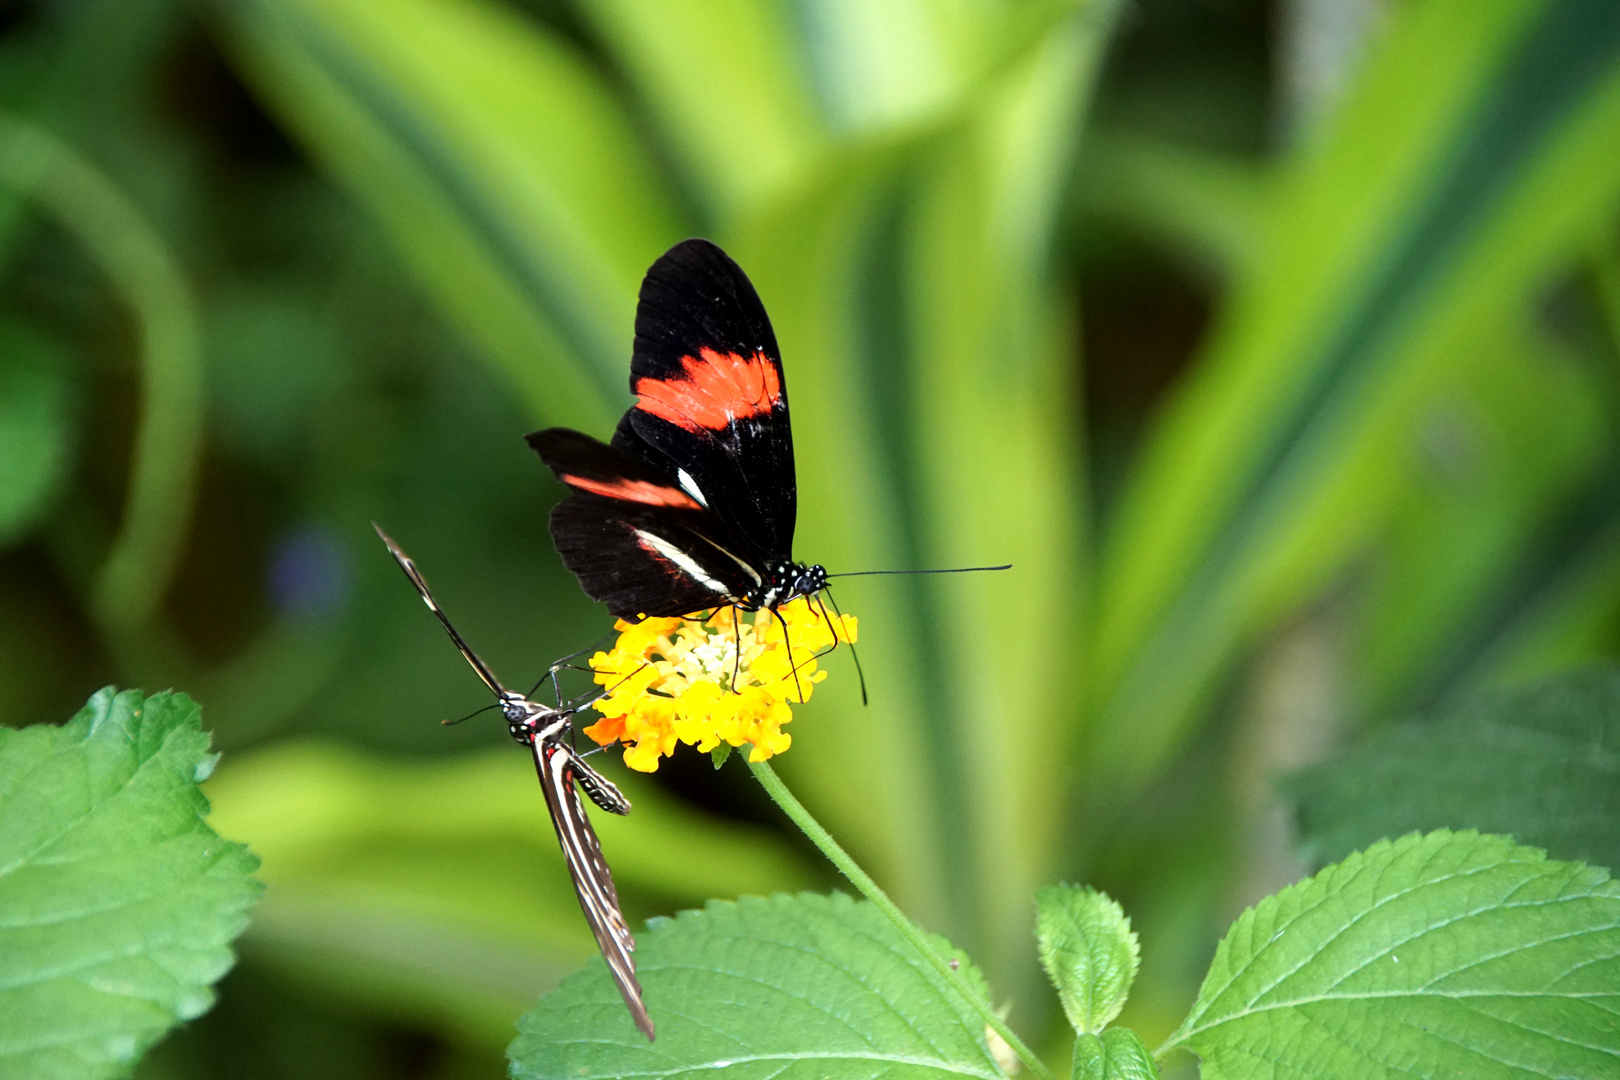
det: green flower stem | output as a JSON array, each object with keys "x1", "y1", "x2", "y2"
[
  {"x1": 0, "y1": 112, "x2": 203, "y2": 633},
  {"x1": 749, "y1": 759, "x2": 1054, "y2": 1080}
]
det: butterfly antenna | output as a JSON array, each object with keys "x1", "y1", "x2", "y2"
[
  {"x1": 586, "y1": 658, "x2": 655, "y2": 702},
  {"x1": 442, "y1": 702, "x2": 500, "y2": 727},
  {"x1": 527, "y1": 669, "x2": 559, "y2": 704},
  {"x1": 374, "y1": 524, "x2": 509, "y2": 701},
  {"x1": 821, "y1": 589, "x2": 867, "y2": 706},
  {"x1": 824, "y1": 563, "x2": 1011, "y2": 578}
]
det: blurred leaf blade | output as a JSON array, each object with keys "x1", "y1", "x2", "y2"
[
  {"x1": 0, "y1": 319, "x2": 71, "y2": 548},
  {"x1": 0, "y1": 112, "x2": 204, "y2": 631},
  {"x1": 795, "y1": 0, "x2": 970, "y2": 135},
  {"x1": 1287, "y1": 666, "x2": 1620, "y2": 869},
  {"x1": 1075, "y1": 131, "x2": 1266, "y2": 281},
  {"x1": 1163, "y1": 830, "x2": 1620, "y2": 1080},
  {"x1": 896, "y1": 5, "x2": 1102, "y2": 973},
  {"x1": 220, "y1": 0, "x2": 690, "y2": 430},
  {"x1": 509, "y1": 893, "x2": 1001, "y2": 1078},
  {"x1": 576, "y1": 0, "x2": 826, "y2": 216},
  {"x1": 0, "y1": 688, "x2": 260, "y2": 1079},
  {"x1": 1090, "y1": 0, "x2": 1620, "y2": 789},
  {"x1": 1444, "y1": 500, "x2": 1620, "y2": 696},
  {"x1": 733, "y1": 4, "x2": 1108, "y2": 982},
  {"x1": 1351, "y1": 327, "x2": 1609, "y2": 715}
]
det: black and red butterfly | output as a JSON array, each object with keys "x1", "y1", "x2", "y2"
[
  {"x1": 374, "y1": 525, "x2": 655, "y2": 1041},
  {"x1": 528, "y1": 239, "x2": 832, "y2": 625}
]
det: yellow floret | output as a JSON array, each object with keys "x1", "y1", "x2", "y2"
[{"x1": 584, "y1": 598, "x2": 857, "y2": 771}]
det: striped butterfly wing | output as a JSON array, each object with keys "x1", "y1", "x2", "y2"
[
  {"x1": 532, "y1": 735, "x2": 654, "y2": 1040},
  {"x1": 375, "y1": 524, "x2": 654, "y2": 1038}
]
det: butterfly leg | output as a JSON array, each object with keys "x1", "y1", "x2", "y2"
[
  {"x1": 770, "y1": 605, "x2": 812, "y2": 704},
  {"x1": 822, "y1": 588, "x2": 867, "y2": 706},
  {"x1": 527, "y1": 630, "x2": 618, "y2": 705}
]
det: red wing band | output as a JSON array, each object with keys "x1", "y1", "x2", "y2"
[
  {"x1": 634, "y1": 347, "x2": 783, "y2": 432},
  {"x1": 559, "y1": 473, "x2": 703, "y2": 511}
]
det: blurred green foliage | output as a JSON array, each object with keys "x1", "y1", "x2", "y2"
[
  {"x1": 1287, "y1": 664, "x2": 1620, "y2": 871},
  {"x1": 1, "y1": 0, "x2": 1619, "y2": 1076}
]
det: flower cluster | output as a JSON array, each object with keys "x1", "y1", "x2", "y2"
[{"x1": 583, "y1": 598, "x2": 857, "y2": 772}]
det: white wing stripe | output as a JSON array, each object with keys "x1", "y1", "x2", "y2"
[
  {"x1": 701, "y1": 536, "x2": 763, "y2": 585},
  {"x1": 676, "y1": 467, "x2": 708, "y2": 506},
  {"x1": 633, "y1": 528, "x2": 732, "y2": 592},
  {"x1": 538, "y1": 741, "x2": 637, "y2": 962}
]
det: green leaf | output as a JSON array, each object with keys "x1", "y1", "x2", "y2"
[
  {"x1": 0, "y1": 688, "x2": 260, "y2": 1079},
  {"x1": 0, "y1": 319, "x2": 71, "y2": 548},
  {"x1": 1163, "y1": 830, "x2": 1620, "y2": 1080},
  {"x1": 1072, "y1": 1028, "x2": 1159, "y2": 1080},
  {"x1": 1287, "y1": 667, "x2": 1620, "y2": 870},
  {"x1": 509, "y1": 893, "x2": 1003, "y2": 1079},
  {"x1": 1035, "y1": 884, "x2": 1139, "y2": 1034}
]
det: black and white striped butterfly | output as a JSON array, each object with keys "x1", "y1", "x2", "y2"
[{"x1": 374, "y1": 525, "x2": 654, "y2": 1041}]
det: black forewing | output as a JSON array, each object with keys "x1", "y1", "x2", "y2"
[
  {"x1": 531, "y1": 427, "x2": 764, "y2": 618},
  {"x1": 548, "y1": 497, "x2": 753, "y2": 618},
  {"x1": 624, "y1": 238, "x2": 797, "y2": 559},
  {"x1": 534, "y1": 737, "x2": 653, "y2": 1040}
]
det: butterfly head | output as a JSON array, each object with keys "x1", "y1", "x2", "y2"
[
  {"x1": 501, "y1": 693, "x2": 572, "y2": 745},
  {"x1": 791, "y1": 563, "x2": 828, "y2": 600},
  {"x1": 745, "y1": 560, "x2": 828, "y2": 610}
]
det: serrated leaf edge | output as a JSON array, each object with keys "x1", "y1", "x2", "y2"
[{"x1": 1168, "y1": 830, "x2": 1619, "y2": 1050}]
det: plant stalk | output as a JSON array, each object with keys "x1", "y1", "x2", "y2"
[
  {"x1": 749, "y1": 758, "x2": 1053, "y2": 1080},
  {"x1": 0, "y1": 112, "x2": 203, "y2": 633}
]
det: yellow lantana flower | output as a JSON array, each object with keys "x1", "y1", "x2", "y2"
[{"x1": 582, "y1": 598, "x2": 857, "y2": 772}]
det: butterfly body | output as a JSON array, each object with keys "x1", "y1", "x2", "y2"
[
  {"x1": 531, "y1": 239, "x2": 828, "y2": 623},
  {"x1": 374, "y1": 526, "x2": 651, "y2": 1040}
]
